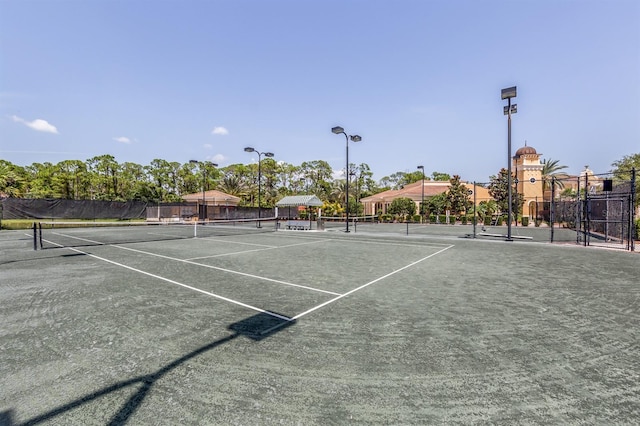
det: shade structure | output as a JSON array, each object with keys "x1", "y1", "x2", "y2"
[{"x1": 275, "y1": 195, "x2": 323, "y2": 207}]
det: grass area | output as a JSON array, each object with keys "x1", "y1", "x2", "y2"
[
  {"x1": 1, "y1": 219, "x2": 145, "y2": 230},
  {"x1": 1, "y1": 219, "x2": 38, "y2": 230}
]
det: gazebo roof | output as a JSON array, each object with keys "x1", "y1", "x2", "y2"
[
  {"x1": 276, "y1": 195, "x2": 323, "y2": 207},
  {"x1": 182, "y1": 190, "x2": 240, "y2": 203}
]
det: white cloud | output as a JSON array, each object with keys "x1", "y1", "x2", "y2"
[
  {"x1": 211, "y1": 154, "x2": 226, "y2": 164},
  {"x1": 113, "y1": 136, "x2": 132, "y2": 144},
  {"x1": 12, "y1": 115, "x2": 59, "y2": 134},
  {"x1": 211, "y1": 126, "x2": 229, "y2": 135},
  {"x1": 203, "y1": 143, "x2": 213, "y2": 150}
]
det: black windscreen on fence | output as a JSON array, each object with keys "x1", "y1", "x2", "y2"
[{"x1": 1, "y1": 198, "x2": 148, "y2": 220}]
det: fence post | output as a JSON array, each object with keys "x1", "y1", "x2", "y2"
[
  {"x1": 473, "y1": 181, "x2": 477, "y2": 238},
  {"x1": 550, "y1": 177, "x2": 555, "y2": 243},
  {"x1": 33, "y1": 222, "x2": 37, "y2": 250},
  {"x1": 631, "y1": 168, "x2": 636, "y2": 252}
]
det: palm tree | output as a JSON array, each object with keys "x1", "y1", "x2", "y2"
[
  {"x1": 541, "y1": 158, "x2": 569, "y2": 195},
  {"x1": 218, "y1": 175, "x2": 247, "y2": 197}
]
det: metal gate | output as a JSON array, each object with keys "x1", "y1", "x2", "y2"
[
  {"x1": 548, "y1": 170, "x2": 636, "y2": 251},
  {"x1": 579, "y1": 192, "x2": 634, "y2": 250}
]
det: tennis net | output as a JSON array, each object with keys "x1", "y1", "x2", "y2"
[
  {"x1": 320, "y1": 216, "x2": 378, "y2": 230},
  {"x1": 36, "y1": 218, "x2": 277, "y2": 249}
]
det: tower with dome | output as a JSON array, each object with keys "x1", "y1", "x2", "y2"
[{"x1": 513, "y1": 142, "x2": 544, "y2": 222}]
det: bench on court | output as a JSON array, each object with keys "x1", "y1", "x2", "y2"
[{"x1": 285, "y1": 220, "x2": 311, "y2": 230}]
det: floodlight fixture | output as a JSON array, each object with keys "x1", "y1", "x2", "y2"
[
  {"x1": 188, "y1": 159, "x2": 218, "y2": 220},
  {"x1": 243, "y1": 147, "x2": 274, "y2": 223},
  {"x1": 501, "y1": 85, "x2": 518, "y2": 241},
  {"x1": 331, "y1": 125, "x2": 362, "y2": 232},
  {"x1": 501, "y1": 86, "x2": 517, "y2": 100}
]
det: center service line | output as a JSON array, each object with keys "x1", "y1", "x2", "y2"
[
  {"x1": 51, "y1": 232, "x2": 340, "y2": 296},
  {"x1": 291, "y1": 244, "x2": 454, "y2": 320}
]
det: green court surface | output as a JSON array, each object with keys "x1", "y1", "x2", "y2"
[{"x1": 1, "y1": 226, "x2": 638, "y2": 424}]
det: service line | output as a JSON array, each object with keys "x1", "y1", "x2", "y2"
[
  {"x1": 50, "y1": 232, "x2": 340, "y2": 296},
  {"x1": 42, "y1": 240, "x2": 291, "y2": 321},
  {"x1": 291, "y1": 244, "x2": 454, "y2": 320}
]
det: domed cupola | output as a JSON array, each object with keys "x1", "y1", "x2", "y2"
[{"x1": 515, "y1": 142, "x2": 537, "y2": 157}]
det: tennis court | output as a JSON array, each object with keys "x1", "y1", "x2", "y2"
[{"x1": 1, "y1": 222, "x2": 638, "y2": 424}]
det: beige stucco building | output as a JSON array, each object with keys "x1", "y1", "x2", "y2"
[{"x1": 359, "y1": 180, "x2": 492, "y2": 216}]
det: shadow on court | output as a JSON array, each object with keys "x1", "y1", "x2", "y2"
[{"x1": 3, "y1": 312, "x2": 295, "y2": 426}]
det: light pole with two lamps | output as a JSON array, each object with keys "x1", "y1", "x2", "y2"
[
  {"x1": 501, "y1": 86, "x2": 518, "y2": 241},
  {"x1": 331, "y1": 126, "x2": 362, "y2": 233},
  {"x1": 417, "y1": 165, "x2": 425, "y2": 222},
  {"x1": 189, "y1": 160, "x2": 218, "y2": 220},
  {"x1": 244, "y1": 147, "x2": 274, "y2": 225}
]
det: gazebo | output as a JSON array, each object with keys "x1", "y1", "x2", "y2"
[
  {"x1": 275, "y1": 195, "x2": 323, "y2": 217},
  {"x1": 275, "y1": 195, "x2": 324, "y2": 230}
]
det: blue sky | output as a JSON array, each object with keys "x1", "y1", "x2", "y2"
[{"x1": 1, "y1": 0, "x2": 639, "y2": 183}]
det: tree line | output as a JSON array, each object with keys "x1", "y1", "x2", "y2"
[
  {"x1": 2, "y1": 153, "x2": 637, "y2": 218},
  {"x1": 0, "y1": 155, "x2": 451, "y2": 215}
]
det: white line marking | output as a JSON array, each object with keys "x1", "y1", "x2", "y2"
[
  {"x1": 186, "y1": 239, "x2": 328, "y2": 260},
  {"x1": 42, "y1": 240, "x2": 291, "y2": 321},
  {"x1": 265, "y1": 233, "x2": 451, "y2": 248},
  {"x1": 50, "y1": 232, "x2": 341, "y2": 296},
  {"x1": 186, "y1": 236, "x2": 277, "y2": 248},
  {"x1": 291, "y1": 244, "x2": 454, "y2": 320}
]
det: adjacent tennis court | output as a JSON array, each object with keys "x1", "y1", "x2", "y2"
[{"x1": 1, "y1": 223, "x2": 638, "y2": 424}]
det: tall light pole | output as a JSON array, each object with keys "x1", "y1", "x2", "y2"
[
  {"x1": 332, "y1": 126, "x2": 362, "y2": 233},
  {"x1": 502, "y1": 86, "x2": 517, "y2": 241},
  {"x1": 189, "y1": 160, "x2": 218, "y2": 220},
  {"x1": 417, "y1": 165, "x2": 425, "y2": 222},
  {"x1": 244, "y1": 147, "x2": 274, "y2": 223}
]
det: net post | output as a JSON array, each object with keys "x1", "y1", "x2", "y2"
[
  {"x1": 33, "y1": 222, "x2": 37, "y2": 250},
  {"x1": 194, "y1": 220, "x2": 197, "y2": 238}
]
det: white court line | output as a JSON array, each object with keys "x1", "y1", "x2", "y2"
[
  {"x1": 42, "y1": 239, "x2": 291, "y2": 321},
  {"x1": 142, "y1": 230, "x2": 277, "y2": 248},
  {"x1": 263, "y1": 232, "x2": 452, "y2": 248},
  {"x1": 291, "y1": 244, "x2": 454, "y2": 320},
  {"x1": 50, "y1": 232, "x2": 341, "y2": 296},
  {"x1": 186, "y1": 239, "x2": 328, "y2": 261},
  {"x1": 179, "y1": 235, "x2": 277, "y2": 249}
]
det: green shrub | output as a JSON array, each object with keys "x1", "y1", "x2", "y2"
[
  {"x1": 412, "y1": 214, "x2": 422, "y2": 223},
  {"x1": 483, "y1": 216, "x2": 491, "y2": 226},
  {"x1": 496, "y1": 216, "x2": 503, "y2": 226},
  {"x1": 379, "y1": 214, "x2": 392, "y2": 223},
  {"x1": 429, "y1": 214, "x2": 437, "y2": 223},
  {"x1": 521, "y1": 216, "x2": 529, "y2": 227}
]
